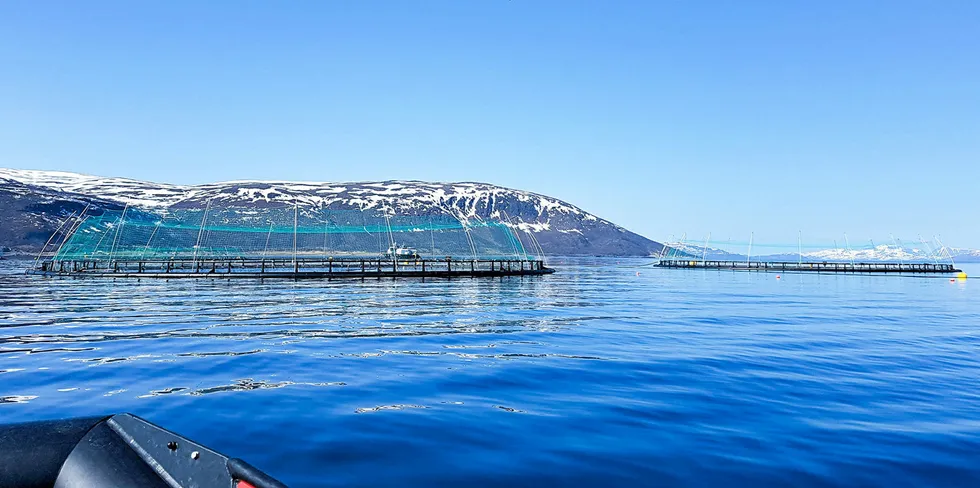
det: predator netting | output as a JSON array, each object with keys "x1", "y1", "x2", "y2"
[{"x1": 50, "y1": 203, "x2": 544, "y2": 261}]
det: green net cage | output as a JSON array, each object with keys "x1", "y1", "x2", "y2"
[{"x1": 52, "y1": 202, "x2": 542, "y2": 262}]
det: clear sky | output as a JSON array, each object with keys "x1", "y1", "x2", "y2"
[{"x1": 2, "y1": 1, "x2": 978, "y2": 247}]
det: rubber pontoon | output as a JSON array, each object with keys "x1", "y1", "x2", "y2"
[{"x1": 0, "y1": 413, "x2": 286, "y2": 488}]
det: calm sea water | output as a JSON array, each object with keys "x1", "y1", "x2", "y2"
[{"x1": 1, "y1": 258, "x2": 978, "y2": 487}]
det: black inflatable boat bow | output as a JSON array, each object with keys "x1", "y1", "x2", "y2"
[{"x1": 0, "y1": 413, "x2": 287, "y2": 488}]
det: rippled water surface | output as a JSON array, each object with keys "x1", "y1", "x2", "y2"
[{"x1": 2, "y1": 258, "x2": 979, "y2": 487}]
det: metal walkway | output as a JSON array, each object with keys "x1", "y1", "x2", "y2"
[
  {"x1": 657, "y1": 259, "x2": 960, "y2": 274},
  {"x1": 32, "y1": 257, "x2": 554, "y2": 279}
]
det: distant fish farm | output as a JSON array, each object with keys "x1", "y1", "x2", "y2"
[
  {"x1": 656, "y1": 233, "x2": 966, "y2": 276},
  {"x1": 30, "y1": 201, "x2": 553, "y2": 279},
  {"x1": 657, "y1": 259, "x2": 961, "y2": 275}
]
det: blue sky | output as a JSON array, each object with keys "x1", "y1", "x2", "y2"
[{"x1": 2, "y1": 1, "x2": 978, "y2": 247}]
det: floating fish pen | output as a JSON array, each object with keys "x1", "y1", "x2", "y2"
[
  {"x1": 30, "y1": 201, "x2": 553, "y2": 279},
  {"x1": 657, "y1": 259, "x2": 961, "y2": 274},
  {"x1": 655, "y1": 232, "x2": 966, "y2": 275},
  {"x1": 34, "y1": 256, "x2": 551, "y2": 278}
]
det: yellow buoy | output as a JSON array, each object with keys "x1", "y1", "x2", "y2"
[{"x1": 957, "y1": 272, "x2": 968, "y2": 280}]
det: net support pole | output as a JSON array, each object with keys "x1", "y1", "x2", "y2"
[
  {"x1": 262, "y1": 222, "x2": 273, "y2": 260},
  {"x1": 293, "y1": 201, "x2": 299, "y2": 273},
  {"x1": 746, "y1": 232, "x2": 753, "y2": 265},
  {"x1": 798, "y1": 230, "x2": 803, "y2": 266},
  {"x1": 890, "y1": 234, "x2": 905, "y2": 266},
  {"x1": 193, "y1": 199, "x2": 211, "y2": 269},
  {"x1": 108, "y1": 203, "x2": 129, "y2": 268},
  {"x1": 141, "y1": 220, "x2": 162, "y2": 260},
  {"x1": 935, "y1": 235, "x2": 955, "y2": 267},
  {"x1": 34, "y1": 210, "x2": 78, "y2": 271},
  {"x1": 54, "y1": 204, "x2": 91, "y2": 263},
  {"x1": 702, "y1": 232, "x2": 710, "y2": 262},
  {"x1": 918, "y1": 234, "x2": 939, "y2": 265}
]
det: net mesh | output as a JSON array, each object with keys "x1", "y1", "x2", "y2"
[{"x1": 53, "y1": 203, "x2": 537, "y2": 261}]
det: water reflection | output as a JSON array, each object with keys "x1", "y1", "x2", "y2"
[{"x1": 3, "y1": 259, "x2": 980, "y2": 487}]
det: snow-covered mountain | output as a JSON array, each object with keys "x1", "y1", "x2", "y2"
[
  {"x1": 0, "y1": 168, "x2": 662, "y2": 256},
  {"x1": 761, "y1": 245, "x2": 974, "y2": 263},
  {"x1": 798, "y1": 245, "x2": 939, "y2": 262}
]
